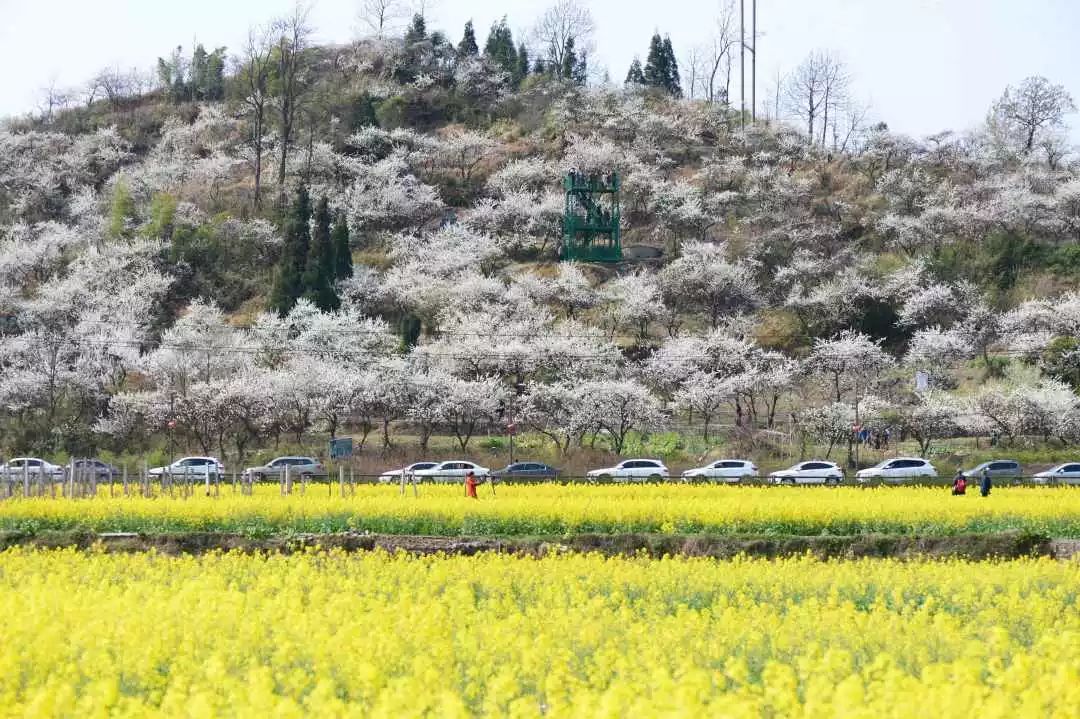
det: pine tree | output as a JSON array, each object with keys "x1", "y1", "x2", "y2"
[
  {"x1": 644, "y1": 33, "x2": 669, "y2": 90},
  {"x1": 560, "y1": 37, "x2": 578, "y2": 81},
  {"x1": 270, "y1": 185, "x2": 313, "y2": 315},
  {"x1": 625, "y1": 58, "x2": 645, "y2": 85},
  {"x1": 515, "y1": 43, "x2": 530, "y2": 87},
  {"x1": 332, "y1": 213, "x2": 353, "y2": 280},
  {"x1": 573, "y1": 50, "x2": 588, "y2": 86},
  {"x1": 458, "y1": 20, "x2": 479, "y2": 57},
  {"x1": 191, "y1": 45, "x2": 208, "y2": 101},
  {"x1": 533, "y1": 57, "x2": 547, "y2": 76},
  {"x1": 349, "y1": 93, "x2": 378, "y2": 130},
  {"x1": 662, "y1": 36, "x2": 682, "y2": 98},
  {"x1": 484, "y1": 17, "x2": 517, "y2": 77},
  {"x1": 404, "y1": 14, "x2": 427, "y2": 44},
  {"x1": 303, "y1": 196, "x2": 339, "y2": 311}
]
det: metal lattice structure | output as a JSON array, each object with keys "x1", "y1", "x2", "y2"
[{"x1": 560, "y1": 171, "x2": 621, "y2": 262}]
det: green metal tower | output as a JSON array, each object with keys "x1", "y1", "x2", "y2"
[{"x1": 560, "y1": 171, "x2": 621, "y2": 262}]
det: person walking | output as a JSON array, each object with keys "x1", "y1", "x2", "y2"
[
  {"x1": 980, "y1": 466, "x2": 992, "y2": 497},
  {"x1": 464, "y1": 470, "x2": 478, "y2": 499},
  {"x1": 952, "y1": 470, "x2": 967, "y2": 496}
]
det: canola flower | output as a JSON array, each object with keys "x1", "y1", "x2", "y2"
[
  {"x1": 0, "y1": 549, "x2": 1076, "y2": 717},
  {"x1": 0, "y1": 485, "x2": 1078, "y2": 537}
]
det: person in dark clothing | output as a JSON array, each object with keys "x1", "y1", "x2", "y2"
[
  {"x1": 980, "y1": 467, "x2": 992, "y2": 497},
  {"x1": 952, "y1": 470, "x2": 967, "y2": 496}
]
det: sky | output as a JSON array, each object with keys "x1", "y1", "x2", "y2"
[{"x1": 2, "y1": 0, "x2": 1079, "y2": 140}]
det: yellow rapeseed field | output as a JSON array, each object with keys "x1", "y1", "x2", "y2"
[
  {"x1": 0, "y1": 485, "x2": 1078, "y2": 536},
  {"x1": 0, "y1": 549, "x2": 1075, "y2": 717}
]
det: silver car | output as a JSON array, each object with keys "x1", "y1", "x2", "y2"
[
  {"x1": 961, "y1": 460, "x2": 1022, "y2": 483},
  {"x1": 244, "y1": 456, "x2": 327, "y2": 481}
]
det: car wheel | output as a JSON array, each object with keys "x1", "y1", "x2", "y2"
[
  {"x1": 648, "y1": 473, "x2": 662, "y2": 481},
  {"x1": 598, "y1": 474, "x2": 613, "y2": 483},
  {"x1": 254, "y1": 473, "x2": 265, "y2": 482},
  {"x1": 781, "y1": 477, "x2": 795, "y2": 486},
  {"x1": 825, "y1": 476, "x2": 840, "y2": 487}
]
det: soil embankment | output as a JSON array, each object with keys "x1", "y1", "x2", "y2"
[{"x1": 1, "y1": 530, "x2": 1076, "y2": 559}]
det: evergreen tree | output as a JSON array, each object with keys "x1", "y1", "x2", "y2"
[
  {"x1": 303, "y1": 196, "x2": 339, "y2": 311},
  {"x1": 348, "y1": 93, "x2": 378, "y2": 130},
  {"x1": 625, "y1": 58, "x2": 645, "y2": 85},
  {"x1": 270, "y1": 185, "x2": 313, "y2": 315},
  {"x1": 484, "y1": 17, "x2": 517, "y2": 77},
  {"x1": 515, "y1": 43, "x2": 530, "y2": 87},
  {"x1": 662, "y1": 36, "x2": 682, "y2": 97},
  {"x1": 457, "y1": 20, "x2": 479, "y2": 57},
  {"x1": 191, "y1": 45, "x2": 209, "y2": 101},
  {"x1": 404, "y1": 13, "x2": 427, "y2": 44},
  {"x1": 573, "y1": 50, "x2": 588, "y2": 86},
  {"x1": 107, "y1": 178, "x2": 136, "y2": 241},
  {"x1": 332, "y1": 213, "x2": 353, "y2": 280},
  {"x1": 205, "y1": 48, "x2": 226, "y2": 100},
  {"x1": 644, "y1": 33, "x2": 669, "y2": 90},
  {"x1": 533, "y1": 57, "x2": 547, "y2": 76},
  {"x1": 560, "y1": 37, "x2": 578, "y2": 81}
]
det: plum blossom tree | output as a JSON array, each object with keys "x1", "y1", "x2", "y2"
[
  {"x1": 808, "y1": 330, "x2": 894, "y2": 403},
  {"x1": 659, "y1": 242, "x2": 760, "y2": 329}
]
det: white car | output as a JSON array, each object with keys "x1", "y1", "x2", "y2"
[
  {"x1": 378, "y1": 462, "x2": 439, "y2": 483},
  {"x1": 769, "y1": 461, "x2": 844, "y2": 485},
  {"x1": 1032, "y1": 462, "x2": 1080, "y2": 485},
  {"x1": 855, "y1": 457, "x2": 938, "y2": 483},
  {"x1": 411, "y1": 461, "x2": 490, "y2": 483},
  {"x1": 681, "y1": 459, "x2": 759, "y2": 482},
  {"x1": 0, "y1": 458, "x2": 64, "y2": 479},
  {"x1": 587, "y1": 459, "x2": 669, "y2": 482},
  {"x1": 148, "y1": 456, "x2": 225, "y2": 478}
]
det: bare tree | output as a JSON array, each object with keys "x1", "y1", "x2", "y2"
[
  {"x1": 991, "y1": 76, "x2": 1076, "y2": 154},
  {"x1": 704, "y1": 0, "x2": 738, "y2": 105},
  {"x1": 238, "y1": 24, "x2": 275, "y2": 210},
  {"x1": 681, "y1": 46, "x2": 703, "y2": 100},
  {"x1": 273, "y1": 4, "x2": 314, "y2": 205},
  {"x1": 785, "y1": 50, "x2": 848, "y2": 146},
  {"x1": 37, "y1": 78, "x2": 72, "y2": 122},
  {"x1": 357, "y1": 0, "x2": 405, "y2": 38},
  {"x1": 90, "y1": 67, "x2": 137, "y2": 111},
  {"x1": 532, "y1": 0, "x2": 595, "y2": 73},
  {"x1": 833, "y1": 100, "x2": 869, "y2": 154}
]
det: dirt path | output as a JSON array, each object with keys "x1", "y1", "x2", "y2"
[{"x1": 2, "y1": 530, "x2": 1076, "y2": 559}]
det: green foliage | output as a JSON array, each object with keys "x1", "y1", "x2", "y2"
[
  {"x1": 928, "y1": 231, "x2": 1080, "y2": 303},
  {"x1": 144, "y1": 193, "x2": 178, "y2": 241},
  {"x1": 1041, "y1": 336, "x2": 1080, "y2": 390},
  {"x1": 515, "y1": 44, "x2": 530, "y2": 87},
  {"x1": 399, "y1": 314, "x2": 422, "y2": 350},
  {"x1": 484, "y1": 18, "x2": 518, "y2": 84},
  {"x1": 166, "y1": 213, "x2": 267, "y2": 311},
  {"x1": 625, "y1": 58, "x2": 645, "y2": 85},
  {"x1": 643, "y1": 33, "x2": 681, "y2": 97},
  {"x1": 347, "y1": 93, "x2": 378, "y2": 132},
  {"x1": 404, "y1": 14, "x2": 427, "y2": 44},
  {"x1": 332, "y1": 213, "x2": 353, "y2": 280},
  {"x1": 302, "y1": 197, "x2": 340, "y2": 311},
  {"x1": 107, "y1": 178, "x2": 136, "y2": 241},
  {"x1": 270, "y1": 185, "x2": 313, "y2": 315},
  {"x1": 458, "y1": 20, "x2": 479, "y2": 57}
]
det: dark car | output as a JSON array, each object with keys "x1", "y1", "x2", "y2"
[
  {"x1": 491, "y1": 462, "x2": 559, "y2": 482},
  {"x1": 72, "y1": 459, "x2": 121, "y2": 479}
]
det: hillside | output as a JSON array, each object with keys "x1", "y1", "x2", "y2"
[{"x1": 2, "y1": 16, "x2": 1080, "y2": 470}]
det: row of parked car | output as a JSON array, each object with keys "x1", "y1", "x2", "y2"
[{"x1": 3, "y1": 455, "x2": 1080, "y2": 485}]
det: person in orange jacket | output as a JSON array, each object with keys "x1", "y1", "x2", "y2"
[{"x1": 464, "y1": 471, "x2": 478, "y2": 499}]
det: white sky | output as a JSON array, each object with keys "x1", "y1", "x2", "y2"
[{"x1": 2, "y1": 0, "x2": 1079, "y2": 140}]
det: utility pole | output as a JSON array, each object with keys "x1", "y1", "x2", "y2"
[
  {"x1": 740, "y1": 0, "x2": 758, "y2": 128},
  {"x1": 751, "y1": 0, "x2": 757, "y2": 121},
  {"x1": 739, "y1": 0, "x2": 745, "y2": 131}
]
